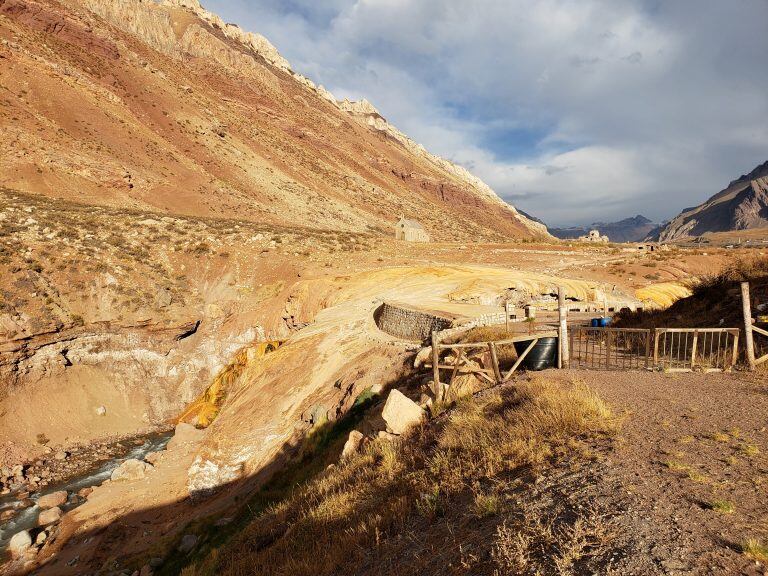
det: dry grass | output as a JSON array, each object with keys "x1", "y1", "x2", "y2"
[
  {"x1": 182, "y1": 379, "x2": 616, "y2": 576},
  {"x1": 741, "y1": 538, "x2": 768, "y2": 562}
]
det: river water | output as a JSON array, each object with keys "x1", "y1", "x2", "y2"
[{"x1": 0, "y1": 431, "x2": 172, "y2": 560}]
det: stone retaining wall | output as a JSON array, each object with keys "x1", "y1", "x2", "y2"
[{"x1": 374, "y1": 302, "x2": 454, "y2": 342}]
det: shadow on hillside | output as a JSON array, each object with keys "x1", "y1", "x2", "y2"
[{"x1": 24, "y1": 371, "x2": 411, "y2": 576}]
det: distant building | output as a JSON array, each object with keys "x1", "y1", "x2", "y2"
[
  {"x1": 578, "y1": 229, "x2": 609, "y2": 243},
  {"x1": 394, "y1": 217, "x2": 429, "y2": 242}
]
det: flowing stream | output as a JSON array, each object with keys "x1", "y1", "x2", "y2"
[{"x1": 0, "y1": 432, "x2": 172, "y2": 559}]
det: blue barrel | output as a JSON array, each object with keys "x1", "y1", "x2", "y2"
[
  {"x1": 590, "y1": 318, "x2": 600, "y2": 327},
  {"x1": 599, "y1": 317, "x2": 612, "y2": 327}
]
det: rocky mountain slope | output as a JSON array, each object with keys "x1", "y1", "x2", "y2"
[
  {"x1": 0, "y1": 0, "x2": 546, "y2": 241},
  {"x1": 654, "y1": 160, "x2": 768, "y2": 242},
  {"x1": 550, "y1": 215, "x2": 656, "y2": 243}
]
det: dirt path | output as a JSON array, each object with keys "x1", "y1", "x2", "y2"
[{"x1": 550, "y1": 369, "x2": 768, "y2": 575}]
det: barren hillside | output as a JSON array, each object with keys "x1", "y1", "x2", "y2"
[
  {"x1": 655, "y1": 160, "x2": 768, "y2": 242},
  {"x1": 0, "y1": 0, "x2": 546, "y2": 241}
]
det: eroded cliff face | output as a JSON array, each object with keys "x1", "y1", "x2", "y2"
[
  {"x1": 0, "y1": 190, "x2": 345, "y2": 452},
  {"x1": 0, "y1": 0, "x2": 547, "y2": 241}
]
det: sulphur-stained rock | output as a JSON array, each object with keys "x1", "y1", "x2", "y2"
[
  {"x1": 167, "y1": 423, "x2": 205, "y2": 451},
  {"x1": 37, "y1": 490, "x2": 67, "y2": 509},
  {"x1": 38, "y1": 506, "x2": 62, "y2": 526},
  {"x1": 111, "y1": 459, "x2": 153, "y2": 482},
  {"x1": 9, "y1": 530, "x2": 32, "y2": 556},
  {"x1": 381, "y1": 389, "x2": 425, "y2": 435},
  {"x1": 341, "y1": 430, "x2": 364, "y2": 460}
]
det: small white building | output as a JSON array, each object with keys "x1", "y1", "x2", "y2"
[
  {"x1": 394, "y1": 217, "x2": 429, "y2": 242},
  {"x1": 578, "y1": 229, "x2": 609, "y2": 243}
]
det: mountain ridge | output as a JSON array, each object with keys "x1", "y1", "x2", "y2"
[
  {"x1": 653, "y1": 160, "x2": 768, "y2": 242},
  {"x1": 550, "y1": 215, "x2": 656, "y2": 243},
  {"x1": 0, "y1": 0, "x2": 547, "y2": 240}
]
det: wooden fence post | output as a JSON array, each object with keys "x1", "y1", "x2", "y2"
[
  {"x1": 431, "y1": 331, "x2": 442, "y2": 400},
  {"x1": 488, "y1": 342, "x2": 502, "y2": 384},
  {"x1": 741, "y1": 282, "x2": 756, "y2": 371},
  {"x1": 558, "y1": 286, "x2": 569, "y2": 369},
  {"x1": 690, "y1": 329, "x2": 699, "y2": 369},
  {"x1": 653, "y1": 328, "x2": 660, "y2": 368}
]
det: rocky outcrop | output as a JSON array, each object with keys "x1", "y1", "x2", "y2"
[
  {"x1": 381, "y1": 389, "x2": 425, "y2": 435},
  {"x1": 37, "y1": 490, "x2": 67, "y2": 510},
  {"x1": 654, "y1": 161, "x2": 768, "y2": 242},
  {"x1": 110, "y1": 458, "x2": 153, "y2": 481}
]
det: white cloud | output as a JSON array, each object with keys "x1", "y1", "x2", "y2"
[{"x1": 206, "y1": 0, "x2": 768, "y2": 226}]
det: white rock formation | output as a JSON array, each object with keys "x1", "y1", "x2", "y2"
[{"x1": 381, "y1": 389, "x2": 425, "y2": 435}]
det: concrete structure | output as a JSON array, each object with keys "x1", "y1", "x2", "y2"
[
  {"x1": 394, "y1": 217, "x2": 429, "y2": 242},
  {"x1": 374, "y1": 301, "x2": 453, "y2": 341},
  {"x1": 578, "y1": 229, "x2": 609, "y2": 243}
]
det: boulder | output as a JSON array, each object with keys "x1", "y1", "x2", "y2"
[
  {"x1": 38, "y1": 506, "x2": 62, "y2": 526},
  {"x1": 381, "y1": 389, "x2": 424, "y2": 435},
  {"x1": 77, "y1": 487, "x2": 93, "y2": 499},
  {"x1": 167, "y1": 423, "x2": 205, "y2": 451},
  {"x1": 9, "y1": 530, "x2": 32, "y2": 556},
  {"x1": 111, "y1": 459, "x2": 153, "y2": 482},
  {"x1": 341, "y1": 430, "x2": 364, "y2": 460},
  {"x1": 95, "y1": 405, "x2": 107, "y2": 416},
  {"x1": 144, "y1": 451, "x2": 163, "y2": 465},
  {"x1": 177, "y1": 534, "x2": 198, "y2": 553},
  {"x1": 37, "y1": 490, "x2": 67, "y2": 509}
]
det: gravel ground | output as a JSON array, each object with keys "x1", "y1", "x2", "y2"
[{"x1": 543, "y1": 369, "x2": 768, "y2": 575}]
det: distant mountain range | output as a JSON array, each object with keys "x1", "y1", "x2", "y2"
[
  {"x1": 651, "y1": 160, "x2": 768, "y2": 242},
  {"x1": 549, "y1": 215, "x2": 657, "y2": 243}
]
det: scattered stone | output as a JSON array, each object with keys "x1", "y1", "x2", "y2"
[
  {"x1": 37, "y1": 490, "x2": 67, "y2": 509},
  {"x1": 35, "y1": 531, "x2": 47, "y2": 546},
  {"x1": 381, "y1": 389, "x2": 425, "y2": 435},
  {"x1": 111, "y1": 459, "x2": 153, "y2": 482},
  {"x1": 167, "y1": 423, "x2": 205, "y2": 450},
  {"x1": 149, "y1": 557, "x2": 164, "y2": 568},
  {"x1": 95, "y1": 405, "x2": 107, "y2": 416},
  {"x1": 9, "y1": 530, "x2": 32, "y2": 557},
  {"x1": 77, "y1": 487, "x2": 93, "y2": 499},
  {"x1": 377, "y1": 430, "x2": 398, "y2": 442},
  {"x1": 54, "y1": 451, "x2": 68, "y2": 461},
  {"x1": 177, "y1": 534, "x2": 198, "y2": 553},
  {"x1": 341, "y1": 430, "x2": 364, "y2": 459},
  {"x1": 144, "y1": 451, "x2": 163, "y2": 465},
  {"x1": 38, "y1": 506, "x2": 62, "y2": 526},
  {"x1": 214, "y1": 517, "x2": 233, "y2": 527},
  {"x1": 140, "y1": 565, "x2": 154, "y2": 576},
  {"x1": 0, "y1": 509, "x2": 15, "y2": 521}
]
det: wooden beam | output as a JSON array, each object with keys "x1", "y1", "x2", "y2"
[
  {"x1": 488, "y1": 342, "x2": 502, "y2": 384},
  {"x1": 742, "y1": 282, "x2": 756, "y2": 371},
  {"x1": 503, "y1": 338, "x2": 538, "y2": 381},
  {"x1": 449, "y1": 348, "x2": 465, "y2": 386},
  {"x1": 431, "y1": 331, "x2": 442, "y2": 400},
  {"x1": 558, "y1": 286, "x2": 569, "y2": 369},
  {"x1": 438, "y1": 331, "x2": 557, "y2": 349},
  {"x1": 690, "y1": 329, "x2": 699, "y2": 369},
  {"x1": 752, "y1": 325, "x2": 768, "y2": 337}
]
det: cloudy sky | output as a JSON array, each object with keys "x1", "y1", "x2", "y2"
[{"x1": 206, "y1": 0, "x2": 768, "y2": 226}]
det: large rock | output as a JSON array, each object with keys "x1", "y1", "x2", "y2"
[
  {"x1": 381, "y1": 389, "x2": 425, "y2": 435},
  {"x1": 177, "y1": 534, "x2": 198, "y2": 553},
  {"x1": 167, "y1": 423, "x2": 205, "y2": 451},
  {"x1": 111, "y1": 459, "x2": 153, "y2": 482},
  {"x1": 38, "y1": 506, "x2": 62, "y2": 526},
  {"x1": 9, "y1": 530, "x2": 32, "y2": 557},
  {"x1": 37, "y1": 490, "x2": 67, "y2": 509},
  {"x1": 341, "y1": 430, "x2": 364, "y2": 460}
]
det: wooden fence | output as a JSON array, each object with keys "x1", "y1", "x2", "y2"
[{"x1": 428, "y1": 331, "x2": 557, "y2": 401}]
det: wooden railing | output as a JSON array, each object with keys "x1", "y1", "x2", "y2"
[{"x1": 428, "y1": 331, "x2": 557, "y2": 401}]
